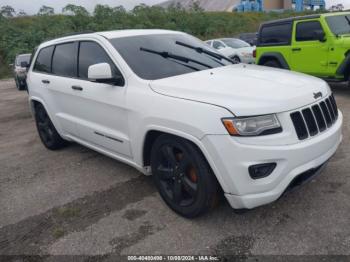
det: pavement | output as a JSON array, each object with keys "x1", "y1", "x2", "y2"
[{"x1": 0, "y1": 78, "x2": 350, "y2": 260}]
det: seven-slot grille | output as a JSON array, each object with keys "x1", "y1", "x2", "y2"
[{"x1": 290, "y1": 94, "x2": 338, "y2": 140}]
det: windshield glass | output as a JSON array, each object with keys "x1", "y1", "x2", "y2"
[
  {"x1": 222, "y1": 38, "x2": 251, "y2": 48},
  {"x1": 326, "y1": 15, "x2": 350, "y2": 35},
  {"x1": 109, "y1": 34, "x2": 231, "y2": 80},
  {"x1": 16, "y1": 54, "x2": 31, "y2": 66}
]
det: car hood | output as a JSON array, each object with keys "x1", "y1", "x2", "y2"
[{"x1": 150, "y1": 64, "x2": 331, "y2": 116}]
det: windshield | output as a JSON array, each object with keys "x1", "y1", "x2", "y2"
[
  {"x1": 109, "y1": 34, "x2": 231, "y2": 80},
  {"x1": 222, "y1": 38, "x2": 251, "y2": 48},
  {"x1": 16, "y1": 54, "x2": 31, "y2": 66},
  {"x1": 326, "y1": 14, "x2": 350, "y2": 35}
]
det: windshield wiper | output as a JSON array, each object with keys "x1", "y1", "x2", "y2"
[
  {"x1": 345, "y1": 15, "x2": 350, "y2": 26},
  {"x1": 175, "y1": 41, "x2": 234, "y2": 64},
  {"x1": 169, "y1": 60, "x2": 201, "y2": 71},
  {"x1": 140, "y1": 47, "x2": 213, "y2": 69}
]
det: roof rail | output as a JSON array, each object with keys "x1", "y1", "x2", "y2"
[{"x1": 59, "y1": 30, "x2": 95, "y2": 37}]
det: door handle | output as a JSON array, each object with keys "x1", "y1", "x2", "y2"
[
  {"x1": 71, "y1": 85, "x2": 83, "y2": 91},
  {"x1": 42, "y1": 80, "x2": 50, "y2": 84},
  {"x1": 292, "y1": 48, "x2": 302, "y2": 52}
]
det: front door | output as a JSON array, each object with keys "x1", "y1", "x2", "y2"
[
  {"x1": 71, "y1": 41, "x2": 131, "y2": 157},
  {"x1": 290, "y1": 20, "x2": 329, "y2": 77}
]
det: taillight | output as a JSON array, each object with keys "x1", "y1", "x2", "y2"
[{"x1": 253, "y1": 49, "x2": 256, "y2": 58}]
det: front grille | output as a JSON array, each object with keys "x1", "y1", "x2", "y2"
[{"x1": 290, "y1": 94, "x2": 339, "y2": 140}]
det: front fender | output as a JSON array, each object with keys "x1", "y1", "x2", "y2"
[{"x1": 139, "y1": 125, "x2": 232, "y2": 193}]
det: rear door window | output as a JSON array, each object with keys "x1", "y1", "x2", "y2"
[
  {"x1": 259, "y1": 23, "x2": 292, "y2": 46},
  {"x1": 296, "y1": 21, "x2": 324, "y2": 41},
  {"x1": 33, "y1": 46, "x2": 55, "y2": 73},
  {"x1": 52, "y1": 42, "x2": 78, "y2": 77}
]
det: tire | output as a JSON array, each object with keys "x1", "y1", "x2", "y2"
[
  {"x1": 231, "y1": 56, "x2": 241, "y2": 64},
  {"x1": 15, "y1": 77, "x2": 21, "y2": 90},
  {"x1": 150, "y1": 134, "x2": 220, "y2": 218},
  {"x1": 19, "y1": 82, "x2": 26, "y2": 91},
  {"x1": 262, "y1": 60, "x2": 282, "y2": 68},
  {"x1": 15, "y1": 76, "x2": 25, "y2": 91},
  {"x1": 34, "y1": 103, "x2": 68, "y2": 150}
]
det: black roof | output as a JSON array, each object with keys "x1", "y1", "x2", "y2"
[{"x1": 261, "y1": 14, "x2": 321, "y2": 26}]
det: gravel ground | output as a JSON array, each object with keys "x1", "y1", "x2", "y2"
[{"x1": 0, "y1": 79, "x2": 349, "y2": 261}]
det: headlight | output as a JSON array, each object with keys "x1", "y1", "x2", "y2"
[{"x1": 222, "y1": 114, "x2": 282, "y2": 136}]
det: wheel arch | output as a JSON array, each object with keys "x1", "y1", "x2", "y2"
[
  {"x1": 28, "y1": 97, "x2": 67, "y2": 140},
  {"x1": 29, "y1": 97, "x2": 47, "y2": 116},
  {"x1": 141, "y1": 128, "x2": 229, "y2": 193},
  {"x1": 258, "y1": 52, "x2": 290, "y2": 69},
  {"x1": 336, "y1": 51, "x2": 350, "y2": 80},
  {"x1": 142, "y1": 128, "x2": 204, "y2": 167}
]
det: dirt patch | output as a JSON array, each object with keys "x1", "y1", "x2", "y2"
[
  {"x1": 122, "y1": 209, "x2": 148, "y2": 221},
  {"x1": 213, "y1": 235, "x2": 255, "y2": 257},
  {"x1": 110, "y1": 221, "x2": 162, "y2": 255}
]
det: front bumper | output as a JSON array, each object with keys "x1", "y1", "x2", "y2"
[
  {"x1": 202, "y1": 111, "x2": 343, "y2": 209},
  {"x1": 241, "y1": 56, "x2": 255, "y2": 64}
]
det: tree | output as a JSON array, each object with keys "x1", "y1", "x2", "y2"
[
  {"x1": 17, "y1": 10, "x2": 27, "y2": 17},
  {"x1": 38, "y1": 5, "x2": 54, "y2": 16},
  {"x1": 337, "y1": 4, "x2": 344, "y2": 11},
  {"x1": 190, "y1": 1, "x2": 204, "y2": 12},
  {"x1": 62, "y1": 4, "x2": 90, "y2": 31},
  {"x1": 329, "y1": 3, "x2": 344, "y2": 11},
  {"x1": 62, "y1": 4, "x2": 89, "y2": 16},
  {"x1": 0, "y1": 5, "x2": 15, "y2": 17}
]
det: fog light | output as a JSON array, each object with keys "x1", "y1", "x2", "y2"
[{"x1": 249, "y1": 163, "x2": 276, "y2": 179}]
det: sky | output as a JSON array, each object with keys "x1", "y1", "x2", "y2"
[{"x1": 0, "y1": 0, "x2": 349, "y2": 15}]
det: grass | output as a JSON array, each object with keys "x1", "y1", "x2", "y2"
[
  {"x1": 0, "y1": 60, "x2": 11, "y2": 79},
  {"x1": 56, "y1": 206, "x2": 81, "y2": 218},
  {"x1": 0, "y1": 68, "x2": 11, "y2": 79},
  {"x1": 51, "y1": 207, "x2": 81, "y2": 239},
  {"x1": 52, "y1": 227, "x2": 65, "y2": 239}
]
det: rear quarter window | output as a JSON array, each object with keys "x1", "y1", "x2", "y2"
[
  {"x1": 33, "y1": 46, "x2": 55, "y2": 73},
  {"x1": 259, "y1": 23, "x2": 292, "y2": 46}
]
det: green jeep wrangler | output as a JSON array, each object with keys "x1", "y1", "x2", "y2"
[{"x1": 256, "y1": 12, "x2": 350, "y2": 83}]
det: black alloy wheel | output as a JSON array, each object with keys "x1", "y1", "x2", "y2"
[{"x1": 151, "y1": 135, "x2": 220, "y2": 218}]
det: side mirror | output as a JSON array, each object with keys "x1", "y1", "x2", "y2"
[
  {"x1": 88, "y1": 63, "x2": 124, "y2": 86},
  {"x1": 20, "y1": 61, "x2": 29, "y2": 68},
  {"x1": 314, "y1": 30, "x2": 326, "y2": 42}
]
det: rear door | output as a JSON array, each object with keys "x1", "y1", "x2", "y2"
[
  {"x1": 48, "y1": 42, "x2": 81, "y2": 137},
  {"x1": 290, "y1": 20, "x2": 329, "y2": 76}
]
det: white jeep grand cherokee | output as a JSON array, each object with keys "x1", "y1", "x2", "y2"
[{"x1": 27, "y1": 30, "x2": 343, "y2": 218}]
